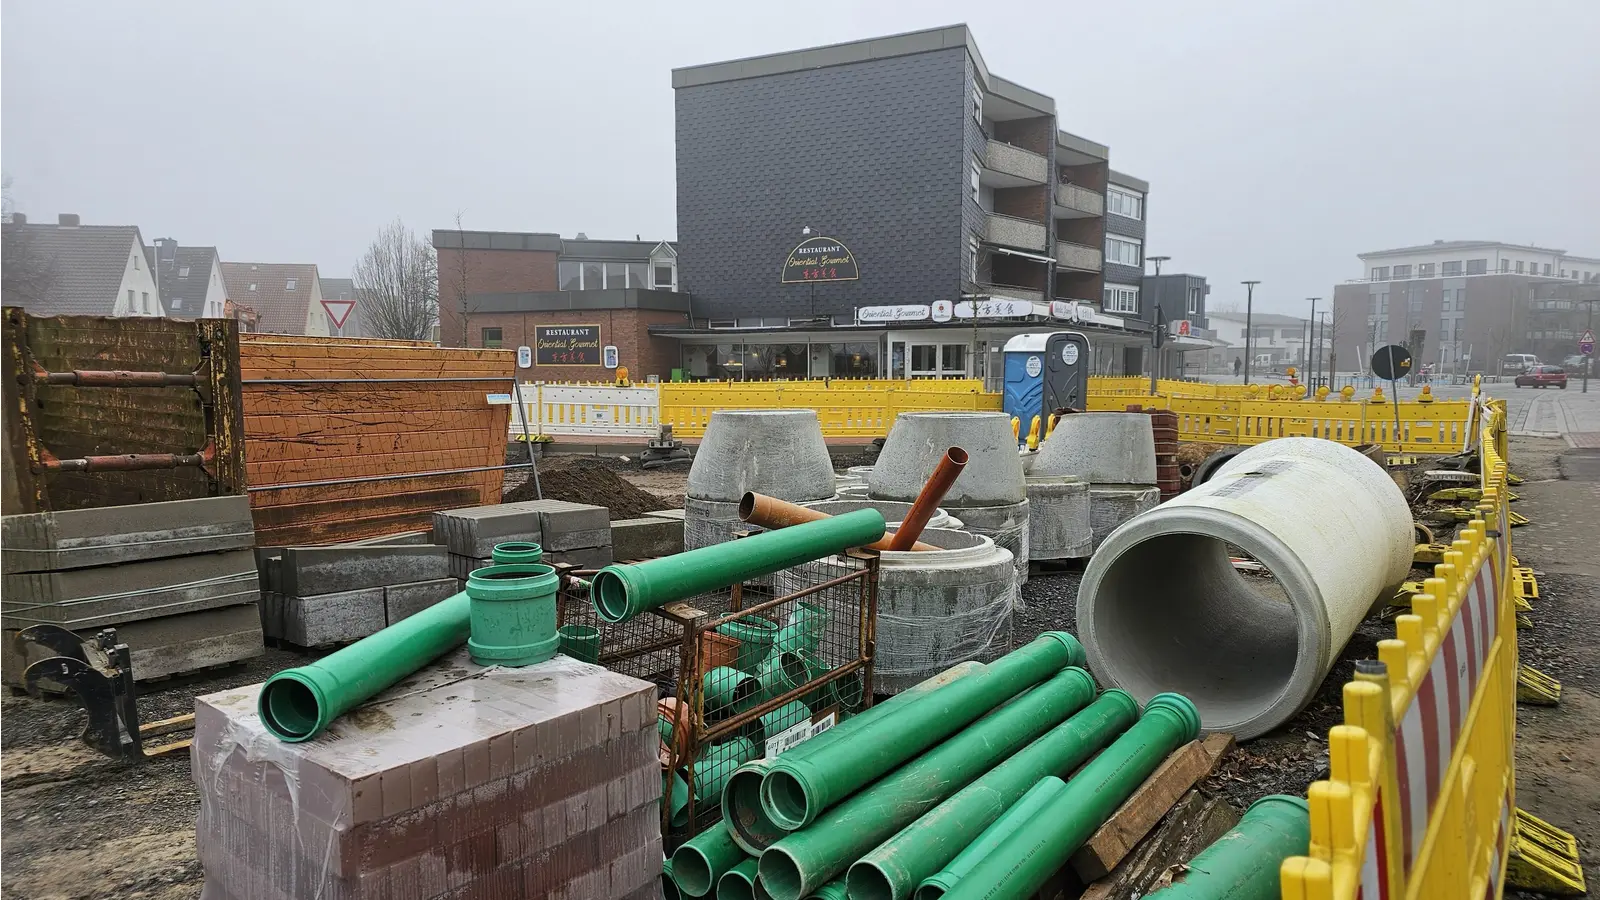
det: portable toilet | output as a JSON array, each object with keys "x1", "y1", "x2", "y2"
[{"x1": 1003, "y1": 331, "x2": 1090, "y2": 429}]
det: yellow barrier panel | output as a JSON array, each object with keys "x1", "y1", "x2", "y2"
[
  {"x1": 656, "y1": 380, "x2": 999, "y2": 438},
  {"x1": 1280, "y1": 396, "x2": 1515, "y2": 900}
]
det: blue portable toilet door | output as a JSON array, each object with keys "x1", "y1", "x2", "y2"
[{"x1": 1043, "y1": 332, "x2": 1090, "y2": 413}]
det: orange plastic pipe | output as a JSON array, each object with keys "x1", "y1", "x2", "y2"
[
  {"x1": 886, "y1": 447, "x2": 968, "y2": 552},
  {"x1": 739, "y1": 492, "x2": 939, "y2": 552}
]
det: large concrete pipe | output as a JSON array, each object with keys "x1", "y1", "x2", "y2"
[
  {"x1": 1025, "y1": 476, "x2": 1092, "y2": 561},
  {"x1": 686, "y1": 410, "x2": 837, "y2": 550},
  {"x1": 1087, "y1": 486, "x2": 1161, "y2": 551},
  {"x1": 870, "y1": 413, "x2": 1029, "y2": 584},
  {"x1": 1032, "y1": 413, "x2": 1158, "y2": 485},
  {"x1": 1076, "y1": 438, "x2": 1412, "y2": 739}
]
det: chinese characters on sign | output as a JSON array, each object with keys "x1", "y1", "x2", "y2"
[
  {"x1": 781, "y1": 236, "x2": 860, "y2": 284},
  {"x1": 534, "y1": 325, "x2": 603, "y2": 366}
]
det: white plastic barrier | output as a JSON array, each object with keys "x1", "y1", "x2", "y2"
[{"x1": 509, "y1": 383, "x2": 661, "y2": 438}]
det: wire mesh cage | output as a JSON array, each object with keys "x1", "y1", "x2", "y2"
[{"x1": 554, "y1": 545, "x2": 879, "y2": 842}]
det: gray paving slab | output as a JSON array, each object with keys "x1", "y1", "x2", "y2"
[
  {"x1": 1, "y1": 549, "x2": 259, "y2": 630},
  {"x1": 2, "y1": 496, "x2": 255, "y2": 574},
  {"x1": 279, "y1": 545, "x2": 448, "y2": 596}
]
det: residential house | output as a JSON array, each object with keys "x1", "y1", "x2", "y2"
[
  {"x1": 1, "y1": 214, "x2": 163, "y2": 316},
  {"x1": 319, "y1": 276, "x2": 364, "y2": 337},
  {"x1": 150, "y1": 239, "x2": 228, "y2": 319},
  {"x1": 220, "y1": 263, "x2": 329, "y2": 335}
]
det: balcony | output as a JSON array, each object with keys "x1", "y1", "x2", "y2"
[
  {"x1": 983, "y1": 213, "x2": 1048, "y2": 253},
  {"x1": 982, "y1": 140, "x2": 1049, "y2": 186},
  {"x1": 1053, "y1": 183, "x2": 1104, "y2": 218},
  {"x1": 976, "y1": 282, "x2": 1044, "y2": 304},
  {"x1": 1054, "y1": 240, "x2": 1103, "y2": 272}
]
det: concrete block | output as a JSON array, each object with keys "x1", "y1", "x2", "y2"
[
  {"x1": 643, "y1": 508, "x2": 687, "y2": 521},
  {"x1": 335, "y1": 529, "x2": 434, "y2": 547},
  {"x1": 544, "y1": 546, "x2": 614, "y2": 569},
  {"x1": 4, "y1": 602, "x2": 263, "y2": 686},
  {"x1": 449, "y1": 553, "x2": 493, "y2": 580},
  {"x1": 609, "y1": 517, "x2": 684, "y2": 560},
  {"x1": 524, "y1": 500, "x2": 612, "y2": 551},
  {"x1": 2, "y1": 495, "x2": 255, "y2": 574},
  {"x1": 432, "y1": 503, "x2": 542, "y2": 558},
  {"x1": 279, "y1": 545, "x2": 449, "y2": 597},
  {"x1": 2, "y1": 549, "x2": 259, "y2": 631},
  {"x1": 281, "y1": 588, "x2": 386, "y2": 647},
  {"x1": 385, "y1": 578, "x2": 460, "y2": 624}
]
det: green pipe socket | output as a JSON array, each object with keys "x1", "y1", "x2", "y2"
[
  {"x1": 774, "y1": 601, "x2": 827, "y2": 656},
  {"x1": 704, "y1": 666, "x2": 762, "y2": 719},
  {"x1": 666, "y1": 769, "x2": 691, "y2": 829},
  {"x1": 592, "y1": 509, "x2": 886, "y2": 623},
  {"x1": 716, "y1": 858, "x2": 760, "y2": 900},
  {"x1": 805, "y1": 882, "x2": 848, "y2": 900},
  {"x1": 672, "y1": 820, "x2": 747, "y2": 897},
  {"x1": 257, "y1": 590, "x2": 470, "y2": 742},
  {"x1": 692, "y1": 736, "x2": 760, "y2": 805},
  {"x1": 557, "y1": 623, "x2": 601, "y2": 663},
  {"x1": 757, "y1": 666, "x2": 1099, "y2": 900},
  {"x1": 663, "y1": 858, "x2": 683, "y2": 900},
  {"x1": 760, "y1": 632, "x2": 1085, "y2": 832},
  {"x1": 719, "y1": 617, "x2": 779, "y2": 673},
  {"x1": 465, "y1": 563, "x2": 560, "y2": 666},
  {"x1": 491, "y1": 541, "x2": 542, "y2": 564},
  {"x1": 757, "y1": 700, "x2": 813, "y2": 745},
  {"x1": 1143, "y1": 794, "x2": 1311, "y2": 900},
  {"x1": 853, "y1": 688, "x2": 1140, "y2": 900},
  {"x1": 758, "y1": 651, "x2": 811, "y2": 700},
  {"x1": 936, "y1": 693, "x2": 1203, "y2": 900},
  {"x1": 916, "y1": 777, "x2": 1066, "y2": 900}
]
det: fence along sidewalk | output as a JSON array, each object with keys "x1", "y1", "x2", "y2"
[{"x1": 1280, "y1": 402, "x2": 1516, "y2": 900}]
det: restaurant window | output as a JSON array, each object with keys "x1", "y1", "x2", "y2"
[
  {"x1": 559, "y1": 261, "x2": 582, "y2": 290},
  {"x1": 480, "y1": 327, "x2": 503, "y2": 349}
]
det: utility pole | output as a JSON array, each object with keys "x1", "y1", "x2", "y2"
[
  {"x1": 1306, "y1": 298, "x2": 1318, "y2": 386},
  {"x1": 1584, "y1": 297, "x2": 1594, "y2": 394},
  {"x1": 1242, "y1": 280, "x2": 1260, "y2": 383},
  {"x1": 1146, "y1": 257, "x2": 1170, "y2": 393}
]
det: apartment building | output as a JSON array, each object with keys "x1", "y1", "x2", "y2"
[
  {"x1": 1332, "y1": 241, "x2": 1600, "y2": 375},
  {"x1": 669, "y1": 25, "x2": 1182, "y2": 380}
]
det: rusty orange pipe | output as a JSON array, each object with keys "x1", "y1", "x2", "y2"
[
  {"x1": 887, "y1": 447, "x2": 968, "y2": 552},
  {"x1": 739, "y1": 492, "x2": 939, "y2": 552}
]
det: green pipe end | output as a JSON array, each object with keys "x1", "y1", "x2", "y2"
[
  {"x1": 1248, "y1": 794, "x2": 1312, "y2": 816},
  {"x1": 591, "y1": 565, "x2": 636, "y2": 623},
  {"x1": 1143, "y1": 692, "x2": 1203, "y2": 742},
  {"x1": 1098, "y1": 687, "x2": 1141, "y2": 719},
  {"x1": 491, "y1": 541, "x2": 543, "y2": 564},
  {"x1": 1038, "y1": 631, "x2": 1086, "y2": 667},
  {"x1": 663, "y1": 859, "x2": 683, "y2": 900},
  {"x1": 806, "y1": 881, "x2": 849, "y2": 900},
  {"x1": 755, "y1": 847, "x2": 805, "y2": 900},
  {"x1": 718, "y1": 858, "x2": 760, "y2": 900},
  {"x1": 760, "y1": 759, "x2": 819, "y2": 832},
  {"x1": 257, "y1": 668, "x2": 333, "y2": 743},
  {"x1": 843, "y1": 859, "x2": 898, "y2": 900},
  {"x1": 915, "y1": 876, "x2": 952, "y2": 900}
]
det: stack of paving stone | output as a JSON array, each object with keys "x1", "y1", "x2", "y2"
[
  {"x1": 434, "y1": 499, "x2": 614, "y2": 576},
  {"x1": 1, "y1": 496, "x2": 262, "y2": 684},
  {"x1": 193, "y1": 650, "x2": 662, "y2": 900},
  {"x1": 259, "y1": 544, "x2": 455, "y2": 647},
  {"x1": 609, "y1": 515, "x2": 684, "y2": 561}
]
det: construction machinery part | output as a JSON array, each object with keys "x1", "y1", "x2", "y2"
[{"x1": 1078, "y1": 438, "x2": 1412, "y2": 738}]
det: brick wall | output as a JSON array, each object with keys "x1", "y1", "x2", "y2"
[
  {"x1": 992, "y1": 116, "x2": 1053, "y2": 156},
  {"x1": 462, "y1": 307, "x2": 687, "y2": 381},
  {"x1": 991, "y1": 255, "x2": 1048, "y2": 291},
  {"x1": 993, "y1": 185, "x2": 1049, "y2": 222},
  {"x1": 437, "y1": 248, "x2": 559, "y2": 346}
]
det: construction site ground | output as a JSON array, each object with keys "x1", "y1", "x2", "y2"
[{"x1": 1, "y1": 436, "x2": 1596, "y2": 898}]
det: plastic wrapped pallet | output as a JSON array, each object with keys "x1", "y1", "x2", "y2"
[{"x1": 193, "y1": 651, "x2": 661, "y2": 900}]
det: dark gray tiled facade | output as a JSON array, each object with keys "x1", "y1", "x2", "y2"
[
  {"x1": 675, "y1": 49, "x2": 968, "y2": 321},
  {"x1": 1103, "y1": 205, "x2": 1146, "y2": 288}
]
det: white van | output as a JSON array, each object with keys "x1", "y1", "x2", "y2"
[{"x1": 1502, "y1": 354, "x2": 1539, "y2": 375}]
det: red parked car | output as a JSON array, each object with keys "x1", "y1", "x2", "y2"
[{"x1": 1515, "y1": 365, "x2": 1568, "y2": 389}]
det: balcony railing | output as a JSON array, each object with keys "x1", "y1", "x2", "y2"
[
  {"x1": 1053, "y1": 182, "x2": 1104, "y2": 217},
  {"x1": 1054, "y1": 240, "x2": 1103, "y2": 272},
  {"x1": 983, "y1": 213, "x2": 1048, "y2": 252},
  {"x1": 983, "y1": 140, "x2": 1049, "y2": 184}
]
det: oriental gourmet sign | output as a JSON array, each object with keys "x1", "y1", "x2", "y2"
[
  {"x1": 782, "y1": 236, "x2": 860, "y2": 284},
  {"x1": 534, "y1": 325, "x2": 602, "y2": 365}
]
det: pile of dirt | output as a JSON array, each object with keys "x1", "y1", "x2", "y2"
[{"x1": 504, "y1": 456, "x2": 675, "y2": 520}]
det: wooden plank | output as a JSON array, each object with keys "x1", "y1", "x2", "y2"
[
  {"x1": 1077, "y1": 790, "x2": 1241, "y2": 900},
  {"x1": 1069, "y1": 740, "x2": 1215, "y2": 881},
  {"x1": 254, "y1": 509, "x2": 443, "y2": 547},
  {"x1": 241, "y1": 364, "x2": 514, "y2": 380},
  {"x1": 244, "y1": 410, "x2": 493, "y2": 437},
  {"x1": 250, "y1": 477, "x2": 487, "y2": 516},
  {"x1": 244, "y1": 428, "x2": 502, "y2": 462},
  {"x1": 247, "y1": 447, "x2": 497, "y2": 484},
  {"x1": 242, "y1": 387, "x2": 499, "y2": 415},
  {"x1": 240, "y1": 333, "x2": 436, "y2": 348},
  {"x1": 239, "y1": 342, "x2": 512, "y2": 364}
]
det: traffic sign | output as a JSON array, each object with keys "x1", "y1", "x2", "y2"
[
  {"x1": 1581, "y1": 330, "x2": 1595, "y2": 356},
  {"x1": 321, "y1": 299, "x2": 356, "y2": 329},
  {"x1": 1370, "y1": 344, "x2": 1412, "y2": 380}
]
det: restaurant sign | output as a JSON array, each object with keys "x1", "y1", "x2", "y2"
[
  {"x1": 858, "y1": 305, "x2": 930, "y2": 323},
  {"x1": 782, "y1": 236, "x2": 860, "y2": 284},
  {"x1": 535, "y1": 325, "x2": 602, "y2": 365}
]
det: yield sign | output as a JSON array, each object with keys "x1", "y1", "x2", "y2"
[
  {"x1": 321, "y1": 299, "x2": 356, "y2": 329},
  {"x1": 1581, "y1": 329, "x2": 1595, "y2": 356}
]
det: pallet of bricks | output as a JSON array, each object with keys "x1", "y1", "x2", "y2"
[{"x1": 2, "y1": 496, "x2": 264, "y2": 685}]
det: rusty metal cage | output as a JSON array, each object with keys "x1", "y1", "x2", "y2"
[{"x1": 554, "y1": 546, "x2": 879, "y2": 842}]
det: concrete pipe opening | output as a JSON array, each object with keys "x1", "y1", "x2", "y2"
[{"x1": 1077, "y1": 438, "x2": 1411, "y2": 740}]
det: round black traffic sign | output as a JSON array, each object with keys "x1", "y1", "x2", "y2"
[{"x1": 1370, "y1": 344, "x2": 1413, "y2": 380}]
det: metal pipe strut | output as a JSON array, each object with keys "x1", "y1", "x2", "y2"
[
  {"x1": 30, "y1": 364, "x2": 199, "y2": 388},
  {"x1": 36, "y1": 441, "x2": 216, "y2": 474}
]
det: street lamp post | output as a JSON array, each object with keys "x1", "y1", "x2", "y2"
[
  {"x1": 1146, "y1": 257, "x2": 1171, "y2": 392},
  {"x1": 1242, "y1": 280, "x2": 1260, "y2": 383},
  {"x1": 1306, "y1": 298, "x2": 1318, "y2": 385}
]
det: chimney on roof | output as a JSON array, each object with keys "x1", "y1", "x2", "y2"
[
  {"x1": 58, "y1": 213, "x2": 80, "y2": 227},
  {"x1": 10, "y1": 213, "x2": 24, "y2": 225},
  {"x1": 156, "y1": 238, "x2": 178, "y2": 263},
  {"x1": 576, "y1": 232, "x2": 588, "y2": 240}
]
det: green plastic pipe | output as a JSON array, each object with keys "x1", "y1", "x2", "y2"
[
  {"x1": 663, "y1": 858, "x2": 683, "y2": 900},
  {"x1": 257, "y1": 590, "x2": 470, "y2": 742},
  {"x1": 491, "y1": 541, "x2": 542, "y2": 564},
  {"x1": 673, "y1": 821, "x2": 748, "y2": 897},
  {"x1": 720, "y1": 616, "x2": 779, "y2": 673},
  {"x1": 717, "y1": 858, "x2": 760, "y2": 900},
  {"x1": 915, "y1": 777, "x2": 1066, "y2": 900},
  {"x1": 693, "y1": 736, "x2": 761, "y2": 806},
  {"x1": 722, "y1": 663, "x2": 986, "y2": 857},
  {"x1": 465, "y1": 563, "x2": 560, "y2": 666},
  {"x1": 757, "y1": 666, "x2": 1098, "y2": 900},
  {"x1": 757, "y1": 700, "x2": 813, "y2": 744},
  {"x1": 805, "y1": 882, "x2": 848, "y2": 900},
  {"x1": 760, "y1": 632, "x2": 1085, "y2": 832},
  {"x1": 936, "y1": 693, "x2": 1203, "y2": 900},
  {"x1": 774, "y1": 600, "x2": 827, "y2": 655},
  {"x1": 1143, "y1": 795, "x2": 1310, "y2": 900},
  {"x1": 852, "y1": 688, "x2": 1140, "y2": 900},
  {"x1": 592, "y1": 509, "x2": 886, "y2": 622}
]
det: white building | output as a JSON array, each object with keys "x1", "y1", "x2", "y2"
[
  {"x1": 2, "y1": 214, "x2": 164, "y2": 316},
  {"x1": 1356, "y1": 240, "x2": 1600, "y2": 284},
  {"x1": 1205, "y1": 310, "x2": 1329, "y2": 372}
]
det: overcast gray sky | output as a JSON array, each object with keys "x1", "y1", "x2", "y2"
[{"x1": 4, "y1": 0, "x2": 1596, "y2": 315}]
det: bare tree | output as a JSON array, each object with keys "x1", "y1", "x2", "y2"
[
  {"x1": 446, "y1": 210, "x2": 479, "y2": 347},
  {"x1": 352, "y1": 218, "x2": 438, "y2": 340},
  {"x1": 1, "y1": 174, "x2": 58, "y2": 309}
]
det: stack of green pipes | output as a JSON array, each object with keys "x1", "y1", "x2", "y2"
[{"x1": 660, "y1": 633, "x2": 1215, "y2": 900}]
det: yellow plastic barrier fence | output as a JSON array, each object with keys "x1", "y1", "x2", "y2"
[
  {"x1": 656, "y1": 379, "x2": 999, "y2": 439},
  {"x1": 1280, "y1": 400, "x2": 1518, "y2": 900}
]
